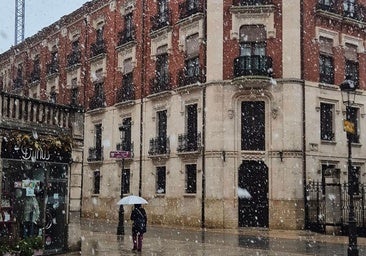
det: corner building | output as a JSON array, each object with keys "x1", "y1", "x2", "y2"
[{"x1": 2, "y1": 0, "x2": 366, "y2": 239}]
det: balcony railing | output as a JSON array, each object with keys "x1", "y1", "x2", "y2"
[
  {"x1": 151, "y1": 10, "x2": 172, "y2": 31},
  {"x1": 179, "y1": 0, "x2": 204, "y2": 20},
  {"x1": 67, "y1": 50, "x2": 81, "y2": 67},
  {"x1": 116, "y1": 84, "x2": 135, "y2": 103},
  {"x1": 316, "y1": 0, "x2": 366, "y2": 22},
  {"x1": 0, "y1": 91, "x2": 82, "y2": 129},
  {"x1": 177, "y1": 67, "x2": 203, "y2": 87},
  {"x1": 89, "y1": 95, "x2": 105, "y2": 110},
  {"x1": 13, "y1": 77, "x2": 24, "y2": 89},
  {"x1": 118, "y1": 27, "x2": 135, "y2": 46},
  {"x1": 150, "y1": 73, "x2": 171, "y2": 94},
  {"x1": 29, "y1": 70, "x2": 40, "y2": 83},
  {"x1": 90, "y1": 41, "x2": 106, "y2": 58},
  {"x1": 177, "y1": 132, "x2": 201, "y2": 152},
  {"x1": 232, "y1": 0, "x2": 273, "y2": 6},
  {"x1": 234, "y1": 55, "x2": 273, "y2": 77},
  {"x1": 149, "y1": 136, "x2": 170, "y2": 155},
  {"x1": 117, "y1": 141, "x2": 134, "y2": 155},
  {"x1": 87, "y1": 147, "x2": 103, "y2": 162},
  {"x1": 46, "y1": 62, "x2": 59, "y2": 75}
]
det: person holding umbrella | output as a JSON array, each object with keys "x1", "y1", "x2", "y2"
[{"x1": 130, "y1": 204, "x2": 147, "y2": 252}]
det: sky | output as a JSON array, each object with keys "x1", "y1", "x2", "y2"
[{"x1": 0, "y1": 0, "x2": 90, "y2": 54}]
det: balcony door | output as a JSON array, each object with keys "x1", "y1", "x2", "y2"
[
  {"x1": 186, "y1": 104, "x2": 198, "y2": 151},
  {"x1": 157, "y1": 110, "x2": 167, "y2": 153}
]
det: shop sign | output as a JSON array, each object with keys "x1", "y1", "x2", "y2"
[{"x1": 20, "y1": 146, "x2": 51, "y2": 161}]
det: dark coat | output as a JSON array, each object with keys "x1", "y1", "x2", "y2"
[{"x1": 130, "y1": 206, "x2": 147, "y2": 234}]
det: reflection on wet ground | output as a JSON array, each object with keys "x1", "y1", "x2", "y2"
[{"x1": 61, "y1": 219, "x2": 366, "y2": 255}]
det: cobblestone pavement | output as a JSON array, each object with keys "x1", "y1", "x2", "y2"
[{"x1": 59, "y1": 218, "x2": 366, "y2": 255}]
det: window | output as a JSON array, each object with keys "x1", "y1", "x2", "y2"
[
  {"x1": 185, "y1": 164, "x2": 197, "y2": 194},
  {"x1": 158, "y1": 0, "x2": 169, "y2": 22},
  {"x1": 320, "y1": 103, "x2": 334, "y2": 141},
  {"x1": 125, "y1": 13, "x2": 133, "y2": 39},
  {"x1": 239, "y1": 25, "x2": 266, "y2": 56},
  {"x1": 345, "y1": 43, "x2": 359, "y2": 87},
  {"x1": 156, "y1": 46, "x2": 169, "y2": 83},
  {"x1": 50, "y1": 86, "x2": 57, "y2": 103},
  {"x1": 157, "y1": 110, "x2": 168, "y2": 154},
  {"x1": 93, "y1": 170, "x2": 101, "y2": 194},
  {"x1": 348, "y1": 107, "x2": 359, "y2": 143},
  {"x1": 120, "y1": 117, "x2": 132, "y2": 152},
  {"x1": 319, "y1": 55, "x2": 334, "y2": 84},
  {"x1": 186, "y1": 104, "x2": 198, "y2": 150},
  {"x1": 318, "y1": 0, "x2": 335, "y2": 11},
  {"x1": 185, "y1": 33, "x2": 200, "y2": 81},
  {"x1": 319, "y1": 37, "x2": 334, "y2": 84},
  {"x1": 122, "y1": 169, "x2": 130, "y2": 194},
  {"x1": 96, "y1": 24, "x2": 104, "y2": 43},
  {"x1": 344, "y1": 0, "x2": 356, "y2": 18},
  {"x1": 156, "y1": 166, "x2": 166, "y2": 194},
  {"x1": 241, "y1": 101, "x2": 265, "y2": 151},
  {"x1": 71, "y1": 78, "x2": 78, "y2": 106}
]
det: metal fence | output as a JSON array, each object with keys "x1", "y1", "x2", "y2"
[{"x1": 306, "y1": 181, "x2": 366, "y2": 236}]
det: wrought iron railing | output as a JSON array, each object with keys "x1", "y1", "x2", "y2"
[
  {"x1": 67, "y1": 50, "x2": 81, "y2": 67},
  {"x1": 234, "y1": 55, "x2": 273, "y2": 77},
  {"x1": 306, "y1": 181, "x2": 366, "y2": 236},
  {"x1": 118, "y1": 27, "x2": 135, "y2": 46},
  {"x1": 148, "y1": 136, "x2": 170, "y2": 155},
  {"x1": 90, "y1": 41, "x2": 106, "y2": 58},
  {"x1": 179, "y1": 0, "x2": 204, "y2": 20},
  {"x1": 151, "y1": 10, "x2": 172, "y2": 31},
  {"x1": 46, "y1": 62, "x2": 59, "y2": 75},
  {"x1": 177, "y1": 132, "x2": 201, "y2": 152},
  {"x1": 150, "y1": 73, "x2": 171, "y2": 94},
  {"x1": 177, "y1": 66, "x2": 203, "y2": 87},
  {"x1": 87, "y1": 147, "x2": 103, "y2": 162}
]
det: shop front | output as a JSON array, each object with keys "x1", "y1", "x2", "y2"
[{"x1": 0, "y1": 131, "x2": 72, "y2": 254}]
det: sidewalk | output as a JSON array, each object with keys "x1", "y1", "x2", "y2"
[{"x1": 61, "y1": 218, "x2": 366, "y2": 255}]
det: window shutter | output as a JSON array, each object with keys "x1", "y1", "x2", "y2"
[
  {"x1": 345, "y1": 43, "x2": 358, "y2": 61},
  {"x1": 186, "y1": 34, "x2": 199, "y2": 58},
  {"x1": 123, "y1": 58, "x2": 133, "y2": 74},
  {"x1": 319, "y1": 37, "x2": 333, "y2": 55}
]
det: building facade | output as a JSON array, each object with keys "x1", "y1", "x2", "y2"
[{"x1": 2, "y1": 0, "x2": 366, "y2": 241}]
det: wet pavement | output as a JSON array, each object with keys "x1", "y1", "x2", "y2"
[{"x1": 61, "y1": 218, "x2": 366, "y2": 255}]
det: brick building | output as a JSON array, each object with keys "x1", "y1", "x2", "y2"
[{"x1": 2, "y1": 0, "x2": 366, "y2": 244}]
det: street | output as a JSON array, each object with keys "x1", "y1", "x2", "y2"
[{"x1": 60, "y1": 219, "x2": 366, "y2": 255}]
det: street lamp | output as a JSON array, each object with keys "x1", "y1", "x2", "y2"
[
  {"x1": 117, "y1": 126, "x2": 126, "y2": 236},
  {"x1": 340, "y1": 79, "x2": 358, "y2": 256}
]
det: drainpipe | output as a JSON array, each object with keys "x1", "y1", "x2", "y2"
[
  {"x1": 139, "y1": 0, "x2": 146, "y2": 196},
  {"x1": 300, "y1": 0, "x2": 308, "y2": 229},
  {"x1": 201, "y1": 0, "x2": 207, "y2": 229}
]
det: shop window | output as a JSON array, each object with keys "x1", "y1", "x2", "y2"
[
  {"x1": 156, "y1": 166, "x2": 166, "y2": 194},
  {"x1": 185, "y1": 164, "x2": 197, "y2": 194},
  {"x1": 320, "y1": 103, "x2": 335, "y2": 141}
]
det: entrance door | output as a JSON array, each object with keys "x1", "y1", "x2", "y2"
[
  {"x1": 44, "y1": 164, "x2": 68, "y2": 252},
  {"x1": 238, "y1": 160, "x2": 269, "y2": 227}
]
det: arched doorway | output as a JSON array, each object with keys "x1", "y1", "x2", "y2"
[{"x1": 238, "y1": 160, "x2": 269, "y2": 227}]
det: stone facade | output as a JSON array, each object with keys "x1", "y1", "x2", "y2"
[{"x1": 2, "y1": 0, "x2": 366, "y2": 234}]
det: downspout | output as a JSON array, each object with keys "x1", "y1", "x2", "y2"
[
  {"x1": 139, "y1": 0, "x2": 146, "y2": 196},
  {"x1": 201, "y1": 0, "x2": 207, "y2": 229},
  {"x1": 300, "y1": 0, "x2": 308, "y2": 229},
  {"x1": 79, "y1": 16, "x2": 89, "y2": 218}
]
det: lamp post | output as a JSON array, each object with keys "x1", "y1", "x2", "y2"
[
  {"x1": 117, "y1": 126, "x2": 126, "y2": 236},
  {"x1": 340, "y1": 79, "x2": 358, "y2": 256}
]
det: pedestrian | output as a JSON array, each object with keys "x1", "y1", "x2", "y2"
[{"x1": 130, "y1": 204, "x2": 147, "y2": 252}]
